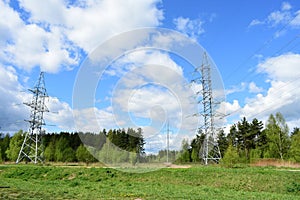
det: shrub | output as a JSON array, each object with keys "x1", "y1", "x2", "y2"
[{"x1": 221, "y1": 144, "x2": 240, "y2": 167}]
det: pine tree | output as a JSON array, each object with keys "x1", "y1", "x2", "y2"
[{"x1": 217, "y1": 129, "x2": 228, "y2": 157}]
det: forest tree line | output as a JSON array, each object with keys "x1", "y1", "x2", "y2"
[
  {"x1": 0, "y1": 112, "x2": 300, "y2": 164},
  {"x1": 0, "y1": 128, "x2": 145, "y2": 164},
  {"x1": 179, "y1": 112, "x2": 300, "y2": 164}
]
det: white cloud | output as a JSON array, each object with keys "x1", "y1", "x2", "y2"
[
  {"x1": 257, "y1": 53, "x2": 300, "y2": 81},
  {"x1": 45, "y1": 97, "x2": 75, "y2": 131},
  {"x1": 282, "y1": 2, "x2": 292, "y2": 11},
  {"x1": 73, "y1": 107, "x2": 117, "y2": 133},
  {"x1": 0, "y1": 0, "x2": 165, "y2": 134},
  {"x1": 101, "y1": 50, "x2": 202, "y2": 138},
  {"x1": 0, "y1": 1, "x2": 80, "y2": 73},
  {"x1": 225, "y1": 82, "x2": 247, "y2": 95},
  {"x1": 248, "y1": 2, "x2": 300, "y2": 29},
  {"x1": 249, "y1": 82, "x2": 264, "y2": 93},
  {"x1": 219, "y1": 100, "x2": 241, "y2": 115},
  {"x1": 0, "y1": 0, "x2": 164, "y2": 73},
  {"x1": 268, "y1": 10, "x2": 291, "y2": 26},
  {"x1": 18, "y1": 0, "x2": 163, "y2": 52},
  {"x1": 0, "y1": 64, "x2": 30, "y2": 132},
  {"x1": 290, "y1": 10, "x2": 300, "y2": 26},
  {"x1": 173, "y1": 17, "x2": 205, "y2": 39},
  {"x1": 249, "y1": 19, "x2": 264, "y2": 27},
  {"x1": 238, "y1": 53, "x2": 300, "y2": 127}
]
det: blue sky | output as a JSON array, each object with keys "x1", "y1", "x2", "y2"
[{"x1": 1, "y1": 0, "x2": 300, "y2": 152}]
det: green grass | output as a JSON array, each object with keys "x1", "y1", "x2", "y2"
[{"x1": 0, "y1": 164, "x2": 300, "y2": 199}]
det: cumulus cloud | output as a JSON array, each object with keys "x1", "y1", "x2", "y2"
[
  {"x1": 0, "y1": 0, "x2": 165, "y2": 134},
  {"x1": 173, "y1": 17, "x2": 205, "y2": 39},
  {"x1": 0, "y1": 1, "x2": 80, "y2": 73},
  {"x1": 0, "y1": 0, "x2": 164, "y2": 73},
  {"x1": 238, "y1": 53, "x2": 300, "y2": 125},
  {"x1": 223, "y1": 52, "x2": 300, "y2": 132},
  {"x1": 109, "y1": 51, "x2": 199, "y2": 134},
  {"x1": 73, "y1": 107, "x2": 117, "y2": 133},
  {"x1": 45, "y1": 97, "x2": 75, "y2": 131},
  {"x1": 18, "y1": 0, "x2": 163, "y2": 52},
  {"x1": 0, "y1": 65, "x2": 30, "y2": 132},
  {"x1": 257, "y1": 53, "x2": 300, "y2": 81},
  {"x1": 249, "y1": 82, "x2": 264, "y2": 93}
]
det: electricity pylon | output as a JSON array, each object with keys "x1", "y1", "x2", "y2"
[
  {"x1": 200, "y1": 52, "x2": 221, "y2": 164},
  {"x1": 192, "y1": 52, "x2": 221, "y2": 165},
  {"x1": 16, "y1": 72, "x2": 49, "y2": 164}
]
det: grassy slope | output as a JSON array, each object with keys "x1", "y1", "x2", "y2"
[{"x1": 0, "y1": 164, "x2": 299, "y2": 200}]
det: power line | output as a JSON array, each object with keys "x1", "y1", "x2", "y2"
[
  {"x1": 225, "y1": 73, "x2": 300, "y2": 123},
  {"x1": 226, "y1": 9, "x2": 300, "y2": 79}
]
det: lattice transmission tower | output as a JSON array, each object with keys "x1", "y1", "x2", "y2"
[
  {"x1": 193, "y1": 52, "x2": 221, "y2": 165},
  {"x1": 16, "y1": 72, "x2": 49, "y2": 164}
]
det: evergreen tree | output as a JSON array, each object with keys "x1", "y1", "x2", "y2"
[
  {"x1": 289, "y1": 130, "x2": 300, "y2": 162},
  {"x1": 190, "y1": 130, "x2": 205, "y2": 162},
  {"x1": 291, "y1": 127, "x2": 300, "y2": 137},
  {"x1": 217, "y1": 129, "x2": 228, "y2": 157},
  {"x1": 228, "y1": 124, "x2": 238, "y2": 147}
]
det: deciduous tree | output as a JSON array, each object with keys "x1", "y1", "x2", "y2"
[{"x1": 265, "y1": 113, "x2": 290, "y2": 160}]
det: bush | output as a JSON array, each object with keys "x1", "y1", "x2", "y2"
[{"x1": 221, "y1": 144, "x2": 240, "y2": 168}]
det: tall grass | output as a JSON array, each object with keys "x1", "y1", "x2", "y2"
[{"x1": 0, "y1": 164, "x2": 299, "y2": 199}]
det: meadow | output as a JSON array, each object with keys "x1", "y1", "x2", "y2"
[{"x1": 0, "y1": 164, "x2": 300, "y2": 200}]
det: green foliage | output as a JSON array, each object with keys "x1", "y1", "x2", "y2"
[
  {"x1": 97, "y1": 141, "x2": 131, "y2": 164},
  {"x1": 289, "y1": 132, "x2": 300, "y2": 162},
  {"x1": 44, "y1": 141, "x2": 55, "y2": 161},
  {"x1": 249, "y1": 148, "x2": 262, "y2": 163},
  {"x1": 177, "y1": 139, "x2": 191, "y2": 163},
  {"x1": 0, "y1": 147, "x2": 2, "y2": 163},
  {"x1": 287, "y1": 182, "x2": 300, "y2": 193},
  {"x1": 217, "y1": 129, "x2": 228, "y2": 157},
  {"x1": 1, "y1": 165, "x2": 300, "y2": 199},
  {"x1": 76, "y1": 144, "x2": 95, "y2": 164},
  {"x1": 265, "y1": 112, "x2": 290, "y2": 160},
  {"x1": 63, "y1": 147, "x2": 76, "y2": 162},
  {"x1": 55, "y1": 137, "x2": 69, "y2": 162},
  {"x1": 5, "y1": 130, "x2": 24, "y2": 161},
  {"x1": 190, "y1": 131, "x2": 205, "y2": 162},
  {"x1": 191, "y1": 148, "x2": 199, "y2": 162},
  {"x1": 0, "y1": 133, "x2": 10, "y2": 161},
  {"x1": 221, "y1": 144, "x2": 240, "y2": 167}
]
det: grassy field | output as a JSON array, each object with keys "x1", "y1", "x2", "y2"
[{"x1": 0, "y1": 164, "x2": 300, "y2": 199}]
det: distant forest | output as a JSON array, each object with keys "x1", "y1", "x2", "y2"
[{"x1": 0, "y1": 112, "x2": 300, "y2": 165}]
